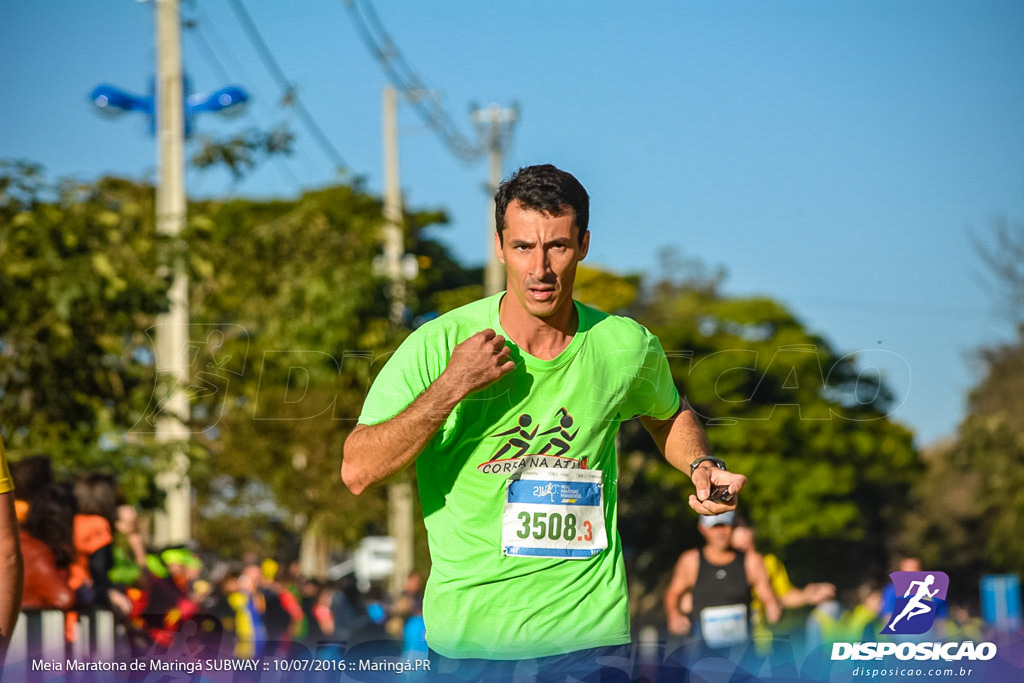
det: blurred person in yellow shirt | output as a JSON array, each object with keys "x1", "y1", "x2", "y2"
[
  {"x1": 0, "y1": 436, "x2": 25, "y2": 664},
  {"x1": 731, "y1": 517, "x2": 835, "y2": 653}
]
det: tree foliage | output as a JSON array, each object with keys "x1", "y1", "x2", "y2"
[
  {"x1": 901, "y1": 218, "x2": 1024, "y2": 589},
  {"x1": 618, "y1": 257, "x2": 920, "y2": 621},
  {"x1": 974, "y1": 215, "x2": 1024, "y2": 326},
  {"x1": 0, "y1": 161, "x2": 176, "y2": 503},
  {"x1": 184, "y1": 185, "x2": 448, "y2": 567},
  {"x1": 190, "y1": 125, "x2": 295, "y2": 181},
  {"x1": 900, "y1": 337, "x2": 1024, "y2": 593},
  {"x1": 0, "y1": 161, "x2": 447, "y2": 571},
  {"x1": 574, "y1": 264, "x2": 641, "y2": 313},
  {"x1": 3, "y1": 160, "x2": 935, "y2": 599}
]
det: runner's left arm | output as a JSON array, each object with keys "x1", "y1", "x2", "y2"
[
  {"x1": 640, "y1": 399, "x2": 746, "y2": 515},
  {"x1": 745, "y1": 550, "x2": 782, "y2": 624}
]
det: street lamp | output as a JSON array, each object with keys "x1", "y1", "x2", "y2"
[
  {"x1": 90, "y1": 25, "x2": 248, "y2": 547},
  {"x1": 90, "y1": 78, "x2": 248, "y2": 135}
]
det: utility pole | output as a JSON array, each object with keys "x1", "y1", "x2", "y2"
[
  {"x1": 382, "y1": 85, "x2": 415, "y2": 597},
  {"x1": 473, "y1": 104, "x2": 518, "y2": 296},
  {"x1": 90, "y1": 1, "x2": 246, "y2": 550},
  {"x1": 152, "y1": 0, "x2": 191, "y2": 548},
  {"x1": 382, "y1": 86, "x2": 407, "y2": 327}
]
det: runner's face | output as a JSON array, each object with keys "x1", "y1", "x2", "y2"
[
  {"x1": 497, "y1": 200, "x2": 589, "y2": 321},
  {"x1": 701, "y1": 524, "x2": 733, "y2": 550},
  {"x1": 730, "y1": 527, "x2": 754, "y2": 552}
]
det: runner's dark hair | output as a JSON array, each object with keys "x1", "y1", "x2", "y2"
[{"x1": 494, "y1": 164, "x2": 589, "y2": 245}]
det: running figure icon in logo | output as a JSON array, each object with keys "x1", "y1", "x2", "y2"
[{"x1": 885, "y1": 571, "x2": 949, "y2": 635}]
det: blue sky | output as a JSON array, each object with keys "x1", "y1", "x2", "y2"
[{"x1": 2, "y1": 1, "x2": 1023, "y2": 447}]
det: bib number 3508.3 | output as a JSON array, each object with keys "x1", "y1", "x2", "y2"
[
  {"x1": 515, "y1": 511, "x2": 594, "y2": 543},
  {"x1": 501, "y1": 467, "x2": 607, "y2": 559}
]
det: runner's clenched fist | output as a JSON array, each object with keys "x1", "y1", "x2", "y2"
[{"x1": 439, "y1": 329, "x2": 516, "y2": 399}]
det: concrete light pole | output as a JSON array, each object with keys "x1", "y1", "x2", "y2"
[
  {"x1": 91, "y1": 0, "x2": 247, "y2": 548},
  {"x1": 152, "y1": 0, "x2": 191, "y2": 548},
  {"x1": 381, "y1": 85, "x2": 415, "y2": 597},
  {"x1": 472, "y1": 104, "x2": 518, "y2": 296}
]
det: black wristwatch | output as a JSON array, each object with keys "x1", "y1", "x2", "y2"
[{"x1": 688, "y1": 455, "x2": 727, "y2": 479}]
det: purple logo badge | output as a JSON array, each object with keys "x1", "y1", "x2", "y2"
[{"x1": 885, "y1": 571, "x2": 949, "y2": 635}]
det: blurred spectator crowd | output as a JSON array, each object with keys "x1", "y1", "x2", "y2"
[{"x1": 7, "y1": 454, "x2": 426, "y2": 664}]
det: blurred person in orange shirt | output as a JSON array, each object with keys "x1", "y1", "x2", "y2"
[
  {"x1": 17, "y1": 482, "x2": 75, "y2": 612},
  {"x1": 68, "y1": 474, "x2": 119, "y2": 609},
  {"x1": 11, "y1": 454, "x2": 76, "y2": 645}
]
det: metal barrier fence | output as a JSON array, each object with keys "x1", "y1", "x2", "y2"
[{"x1": 4, "y1": 609, "x2": 117, "y2": 680}]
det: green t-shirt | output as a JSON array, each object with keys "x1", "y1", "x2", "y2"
[{"x1": 358, "y1": 293, "x2": 679, "y2": 659}]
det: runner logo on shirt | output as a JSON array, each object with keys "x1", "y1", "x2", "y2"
[{"x1": 477, "y1": 408, "x2": 588, "y2": 475}]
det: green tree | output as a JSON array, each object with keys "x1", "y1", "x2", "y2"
[
  {"x1": 0, "y1": 161, "x2": 175, "y2": 502},
  {"x1": 190, "y1": 125, "x2": 294, "y2": 180},
  {"x1": 617, "y1": 256, "x2": 920, "y2": 621},
  {"x1": 184, "y1": 185, "x2": 448, "y2": 569},
  {"x1": 574, "y1": 264, "x2": 641, "y2": 313},
  {"x1": 901, "y1": 218, "x2": 1024, "y2": 587},
  {"x1": 0, "y1": 160, "x2": 452, "y2": 570},
  {"x1": 900, "y1": 338, "x2": 1024, "y2": 591}
]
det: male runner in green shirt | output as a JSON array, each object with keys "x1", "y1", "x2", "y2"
[{"x1": 343, "y1": 164, "x2": 745, "y2": 680}]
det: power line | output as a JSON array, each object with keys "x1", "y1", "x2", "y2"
[
  {"x1": 183, "y1": 11, "x2": 306, "y2": 192},
  {"x1": 188, "y1": 6, "x2": 259, "y2": 87},
  {"x1": 183, "y1": 16, "x2": 231, "y2": 84},
  {"x1": 188, "y1": 8, "x2": 324, "y2": 186},
  {"x1": 226, "y1": 0, "x2": 350, "y2": 174},
  {"x1": 342, "y1": 0, "x2": 486, "y2": 163}
]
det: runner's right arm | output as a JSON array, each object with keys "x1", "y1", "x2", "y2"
[
  {"x1": 0, "y1": 438, "x2": 22, "y2": 655},
  {"x1": 664, "y1": 550, "x2": 699, "y2": 635},
  {"x1": 0, "y1": 489, "x2": 22, "y2": 653},
  {"x1": 342, "y1": 329, "x2": 515, "y2": 495}
]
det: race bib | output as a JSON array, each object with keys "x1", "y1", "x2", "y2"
[
  {"x1": 501, "y1": 466, "x2": 607, "y2": 559},
  {"x1": 700, "y1": 604, "x2": 749, "y2": 649}
]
